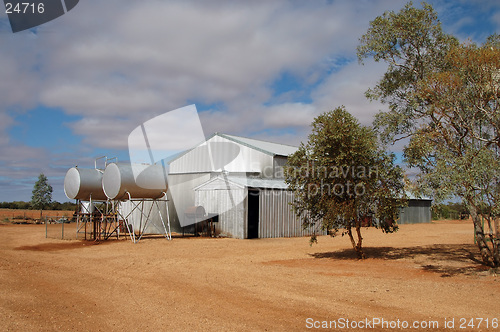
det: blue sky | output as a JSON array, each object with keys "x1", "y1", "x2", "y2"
[{"x1": 0, "y1": 0, "x2": 498, "y2": 202}]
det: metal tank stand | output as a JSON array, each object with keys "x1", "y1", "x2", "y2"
[
  {"x1": 116, "y1": 192, "x2": 171, "y2": 243},
  {"x1": 76, "y1": 197, "x2": 120, "y2": 241}
]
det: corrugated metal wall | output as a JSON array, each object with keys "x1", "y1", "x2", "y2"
[
  {"x1": 399, "y1": 199, "x2": 432, "y2": 224},
  {"x1": 168, "y1": 173, "x2": 211, "y2": 231},
  {"x1": 258, "y1": 189, "x2": 324, "y2": 238},
  {"x1": 170, "y1": 135, "x2": 274, "y2": 174},
  {"x1": 195, "y1": 185, "x2": 326, "y2": 239},
  {"x1": 196, "y1": 187, "x2": 247, "y2": 239}
]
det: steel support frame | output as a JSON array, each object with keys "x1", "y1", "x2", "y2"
[
  {"x1": 115, "y1": 192, "x2": 171, "y2": 243},
  {"x1": 76, "y1": 197, "x2": 119, "y2": 241}
]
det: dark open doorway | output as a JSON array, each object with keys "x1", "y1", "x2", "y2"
[{"x1": 247, "y1": 190, "x2": 260, "y2": 239}]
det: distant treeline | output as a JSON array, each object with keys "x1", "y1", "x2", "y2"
[
  {"x1": 432, "y1": 202, "x2": 470, "y2": 220},
  {"x1": 0, "y1": 201, "x2": 77, "y2": 211}
]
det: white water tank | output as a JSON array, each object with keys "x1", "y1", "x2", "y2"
[
  {"x1": 64, "y1": 167, "x2": 108, "y2": 201},
  {"x1": 102, "y1": 163, "x2": 168, "y2": 200}
]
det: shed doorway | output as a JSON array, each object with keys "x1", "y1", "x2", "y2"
[{"x1": 247, "y1": 190, "x2": 259, "y2": 239}]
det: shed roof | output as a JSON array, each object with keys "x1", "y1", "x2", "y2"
[
  {"x1": 405, "y1": 191, "x2": 432, "y2": 201},
  {"x1": 168, "y1": 132, "x2": 299, "y2": 164},
  {"x1": 214, "y1": 133, "x2": 298, "y2": 157},
  {"x1": 167, "y1": 133, "x2": 298, "y2": 164}
]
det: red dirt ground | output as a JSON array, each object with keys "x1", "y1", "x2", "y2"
[{"x1": 0, "y1": 220, "x2": 499, "y2": 331}]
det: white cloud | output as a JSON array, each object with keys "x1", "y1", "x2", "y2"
[
  {"x1": 0, "y1": 113, "x2": 14, "y2": 145},
  {"x1": 2, "y1": 0, "x2": 497, "y2": 201},
  {"x1": 0, "y1": 47, "x2": 40, "y2": 110},
  {"x1": 431, "y1": 0, "x2": 500, "y2": 43},
  {"x1": 261, "y1": 103, "x2": 317, "y2": 128},
  {"x1": 493, "y1": 11, "x2": 500, "y2": 29},
  {"x1": 68, "y1": 117, "x2": 136, "y2": 149},
  {"x1": 40, "y1": 82, "x2": 168, "y2": 117},
  {"x1": 0, "y1": 0, "x2": 402, "y2": 126},
  {"x1": 312, "y1": 59, "x2": 389, "y2": 125},
  {"x1": 13, "y1": 0, "x2": 405, "y2": 144}
]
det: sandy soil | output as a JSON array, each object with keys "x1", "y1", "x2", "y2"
[{"x1": 1, "y1": 220, "x2": 499, "y2": 331}]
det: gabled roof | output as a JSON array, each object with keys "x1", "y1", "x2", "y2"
[
  {"x1": 193, "y1": 176, "x2": 246, "y2": 191},
  {"x1": 216, "y1": 133, "x2": 298, "y2": 157},
  {"x1": 405, "y1": 191, "x2": 432, "y2": 201},
  {"x1": 169, "y1": 132, "x2": 299, "y2": 164}
]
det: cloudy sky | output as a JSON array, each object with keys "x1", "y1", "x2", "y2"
[{"x1": 0, "y1": 0, "x2": 499, "y2": 202}]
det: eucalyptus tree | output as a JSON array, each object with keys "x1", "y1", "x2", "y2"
[
  {"x1": 285, "y1": 107, "x2": 405, "y2": 258},
  {"x1": 358, "y1": 2, "x2": 500, "y2": 267},
  {"x1": 31, "y1": 173, "x2": 53, "y2": 221}
]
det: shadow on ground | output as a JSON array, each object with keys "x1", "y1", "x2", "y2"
[
  {"x1": 310, "y1": 244, "x2": 492, "y2": 277},
  {"x1": 15, "y1": 240, "x2": 114, "y2": 251}
]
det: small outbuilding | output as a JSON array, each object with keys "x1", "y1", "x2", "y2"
[
  {"x1": 398, "y1": 194, "x2": 432, "y2": 224},
  {"x1": 167, "y1": 132, "x2": 320, "y2": 238}
]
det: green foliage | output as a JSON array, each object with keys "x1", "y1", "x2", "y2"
[
  {"x1": 30, "y1": 173, "x2": 53, "y2": 211},
  {"x1": 432, "y1": 202, "x2": 469, "y2": 220},
  {"x1": 285, "y1": 107, "x2": 406, "y2": 258},
  {"x1": 358, "y1": 1, "x2": 500, "y2": 267},
  {"x1": 48, "y1": 201, "x2": 78, "y2": 211},
  {"x1": 357, "y1": 1, "x2": 458, "y2": 143},
  {"x1": 0, "y1": 201, "x2": 76, "y2": 210},
  {"x1": 0, "y1": 201, "x2": 31, "y2": 209}
]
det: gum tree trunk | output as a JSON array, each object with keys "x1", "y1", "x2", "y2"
[
  {"x1": 469, "y1": 203, "x2": 500, "y2": 268},
  {"x1": 347, "y1": 219, "x2": 366, "y2": 259}
]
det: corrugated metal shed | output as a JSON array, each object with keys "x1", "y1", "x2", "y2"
[
  {"x1": 195, "y1": 175, "x2": 324, "y2": 239},
  {"x1": 169, "y1": 133, "x2": 276, "y2": 175},
  {"x1": 399, "y1": 199, "x2": 432, "y2": 224},
  {"x1": 167, "y1": 133, "x2": 298, "y2": 230}
]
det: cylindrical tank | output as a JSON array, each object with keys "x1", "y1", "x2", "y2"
[
  {"x1": 102, "y1": 163, "x2": 168, "y2": 200},
  {"x1": 64, "y1": 167, "x2": 108, "y2": 201}
]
